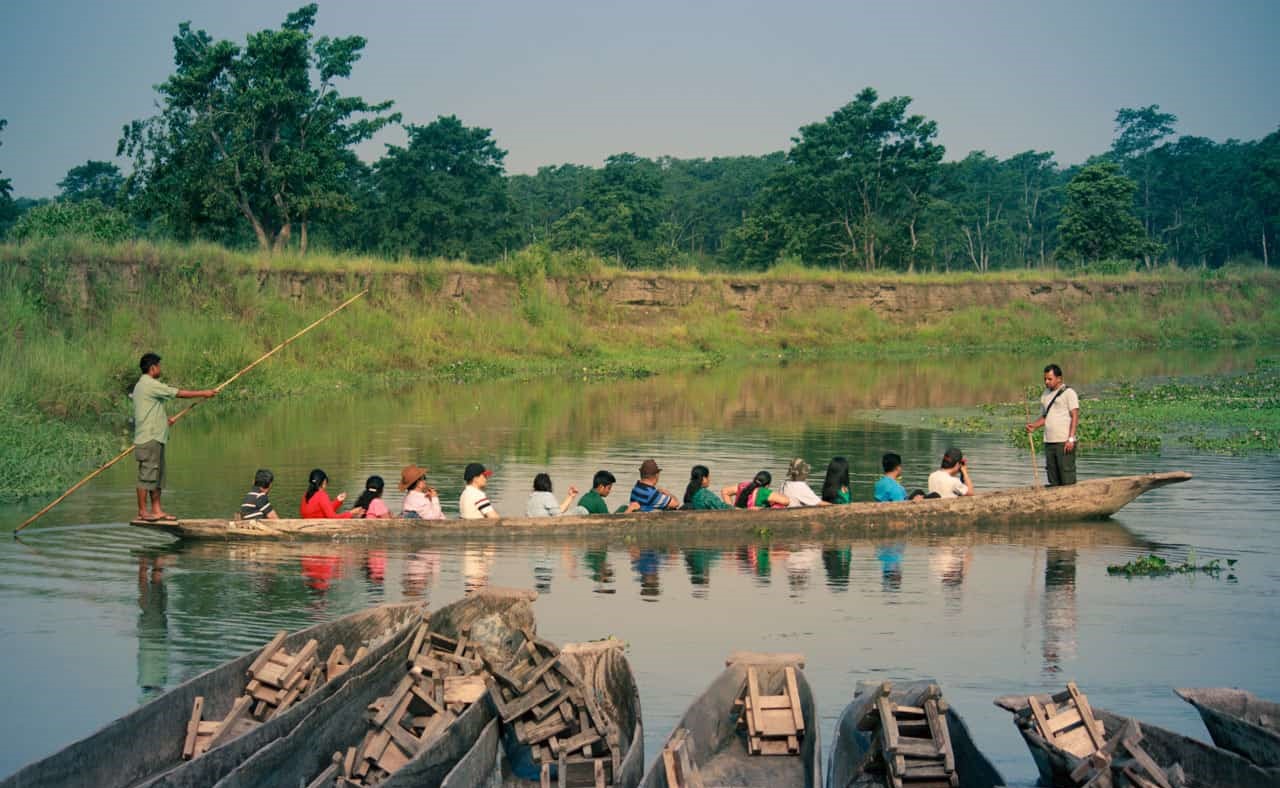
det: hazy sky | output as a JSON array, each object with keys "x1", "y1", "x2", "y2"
[{"x1": 1, "y1": 0, "x2": 1277, "y2": 196}]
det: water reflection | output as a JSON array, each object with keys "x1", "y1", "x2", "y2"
[
  {"x1": 1042, "y1": 549, "x2": 1079, "y2": 675},
  {"x1": 135, "y1": 555, "x2": 169, "y2": 703}
]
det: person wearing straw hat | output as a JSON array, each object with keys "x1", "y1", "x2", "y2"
[
  {"x1": 131, "y1": 352, "x2": 216, "y2": 522},
  {"x1": 398, "y1": 464, "x2": 443, "y2": 520}
]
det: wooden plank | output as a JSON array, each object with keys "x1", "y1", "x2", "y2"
[
  {"x1": 443, "y1": 675, "x2": 487, "y2": 705},
  {"x1": 343, "y1": 746, "x2": 356, "y2": 778},
  {"x1": 385, "y1": 718, "x2": 425, "y2": 757},
  {"x1": 1045, "y1": 708, "x2": 1085, "y2": 735},
  {"x1": 521, "y1": 714, "x2": 570, "y2": 745},
  {"x1": 925, "y1": 698, "x2": 955, "y2": 773},
  {"x1": 756, "y1": 738, "x2": 794, "y2": 756},
  {"x1": 411, "y1": 682, "x2": 446, "y2": 716},
  {"x1": 376, "y1": 740, "x2": 412, "y2": 774},
  {"x1": 724, "y1": 651, "x2": 806, "y2": 668},
  {"x1": 1067, "y1": 682, "x2": 1107, "y2": 752},
  {"x1": 408, "y1": 623, "x2": 428, "y2": 662},
  {"x1": 502, "y1": 683, "x2": 556, "y2": 722},
  {"x1": 182, "y1": 696, "x2": 205, "y2": 760},
  {"x1": 756, "y1": 708, "x2": 798, "y2": 737},
  {"x1": 1122, "y1": 738, "x2": 1173, "y2": 788},
  {"x1": 279, "y1": 639, "x2": 319, "y2": 688},
  {"x1": 246, "y1": 631, "x2": 287, "y2": 678},
  {"x1": 736, "y1": 694, "x2": 793, "y2": 710},
  {"x1": 1027, "y1": 695, "x2": 1054, "y2": 741},
  {"x1": 520, "y1": 653, "x2": 563, "y2": 693},
  {"x1": 373, "y1": 677, "x2": 415, "y2": 728},
  {"x1": 746, "y1": 667, "x2": 764, "y2": 737},
  {"x1": 594, "y1": 758, "x2": 606, "y2": 788},
  {"x1": 887, "y1": 738, "x2": 943, "y2": 759},
  {"x1": 541, "y1": 763, "x2": 552, "y2": 788},
  {"x1": 206, "y1": 696, "x2": 253, "y2": 750},
  {"x1": 784, "y1": 666, "x2": 805, "y2": 734},
  {"x1": 326, "y1": 644, "x2": 347, "y2": 679}
]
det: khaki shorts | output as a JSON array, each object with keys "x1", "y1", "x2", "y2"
[{"x1": 136, "y1": 440, "x2": 166, "y2": 490}]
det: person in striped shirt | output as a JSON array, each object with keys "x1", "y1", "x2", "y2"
[
  {"x1": 629, "y1": 459, "x2": 681, "y2": 511},
  {"x1": 239, "y1": 469, "x2": 279, "y2": 520},
  {"x1": 459, "y1": 463, "x2": 499, "y2": 519}
]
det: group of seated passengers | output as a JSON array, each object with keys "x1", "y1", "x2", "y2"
[{"x1": 237, "y1": 448, "x2": 976, "y2": 522}]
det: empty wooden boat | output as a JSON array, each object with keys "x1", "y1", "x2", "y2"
[
  {"x1": 1175, "y1": 687, "x2": 1280, "y2": 769},
  {"x1": 640, "y1": 652, "x2": 819, "y2": 788},
  {"x1": 0, "y1": 602, "x2": 422, "y2": 788},
  {"x1": 827, "y1": 680, "x2": 1004, "y2": 788}
]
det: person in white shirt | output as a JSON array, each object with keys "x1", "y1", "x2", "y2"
[
  {"x1": 525, "y1": 473, "x2": 583, "y2": 517},
  {"x1": 1025, "y1": 363, "x2": 1081, "y2": 486},
  {"x1": 780, "y1": 458, "x2": 828, "y2": 507},
  {"x1": 927, "y1": 447, "x2": 974, "y2": 499},
  {"x1": 459, "y1": 463, "x2": 500, "y2": 520}
]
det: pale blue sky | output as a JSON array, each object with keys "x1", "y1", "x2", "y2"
[{"x1": 1, "y1": 0, "x2": 1277, "y2": 196}]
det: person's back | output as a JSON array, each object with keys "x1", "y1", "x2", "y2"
[
  {"x1": 781, "y1": 458, "x2": 824, "y2": 508},
  {"x1": 578, "y1": 470, "x2": 616, "y2": 514},
  {"x1": 874, "y1": 453, "x2": 909, "y2": 502},
  {"x1": 526, "y1": 491, "x2": 560, "y2": 517},
  {"x1": 927, "y1": 448, "x2": 972, "y2": 499},
  {"x1": 239, "y1": 469, "x2": 278, "y2": 520},
  {"x1": 459, "y1": 463, "x2": 499, "y2": 519},
  {"x1": 630, "y1": 459, "x2": 677, "y2": 511}
]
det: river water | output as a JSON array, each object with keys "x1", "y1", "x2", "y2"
[{"x1": 2, "y1": 349, "x2": 1278, "y2": 785}]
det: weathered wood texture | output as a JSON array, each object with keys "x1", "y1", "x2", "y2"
[
  {"x1": 0, "y1": 603, "x2": 422, "y2": 788},
  {"x1": 996, "y1": 693, "x2": 1280, "y2": 788},
  {"x1": 1175, "y1": 688, "x2": 1280, "y2": 769},
  {"x1": 640, "y1": 655, "x2": 820, "y2": 788},
  {"x1": 130, "y1": 472, "x2": 1192, "y2": 541},
  {"x1": 827, "y1": 680, "x2": 1003, "y2": 788}
]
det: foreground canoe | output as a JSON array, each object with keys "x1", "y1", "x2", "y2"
[
  {"x1": 1175, "y1": 687, "x2": 1280, "y2": 768},
  {"x1": 213, "y1": 587, "x2": 537, "y2": 788},
  {"x1": 440, "y1": 640, "x2": 644, "y2": 787},
  {"x1": 0, "y1": 603, "x2": 422, "y2": 788},
  {"x1": 640, "y1": 652, "x2": 820, "y2": 788},
  {"x1": 130, "y1": 471, "x2": 1193, "y2": 541},
  {"x1": 827, "y1": 680, "x2": 1003, "y2": 788},
  {"x1": 995, "y1": 693, "x2": 1280, "y2": 788}
]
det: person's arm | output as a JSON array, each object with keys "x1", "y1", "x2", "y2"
[
  {"x1": 177, "y1": 389, "x2": 217, "y2": 399},
  {"x1": 558, "y1": 487, "x2": 580, "y2": 514},
  {"x1": 958, "y1": 466, "x2": 975, "y2": 496},
  {"x1": 266, "y1": 508, "x2": 280, "y2": 520},
  {"x1": 658, "y1": 491, "x2": 680, "y2": 510},
  {"x1": 482, "y1": 506, "x2": 501, "y2": 520},
  {"x1": 1025, "y1": 415, "x2": 1045, "y2": 432},
  {"x1": 720, "y1": 485, "x2": 737, "y2": 504},
  {"x1": 1066, "y1": 407, "x2": 1080, "y2": 454},
  {"x1": 767, "y1": 491, "x2": 790, "y2": 507}
]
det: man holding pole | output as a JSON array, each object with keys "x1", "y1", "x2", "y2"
[
  {"x1": 1026, "y1": 363, "x2": 1080, "y2": 486},
  {"x1": 132, "y1": 352, "x2": 216, "y2": 521}
]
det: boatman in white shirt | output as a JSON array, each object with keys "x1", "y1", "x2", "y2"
[{"x1": 1025, "y1": 363, "x2": 1081, "y2": 486}]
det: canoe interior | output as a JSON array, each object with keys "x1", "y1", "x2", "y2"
[
  {"x1": 826, "y1": 680, "x2": 1004, "y2": 788},
  {"x1": 640, "y1": 658, "x2": 820, "y2": 788},
  {"x1": 996, "y1": 693, "x2": 1280, "y2": 788},
  {"x1": 1175, "y1": 687, "x2": 1280, "y2": 768},
  {"x1": 130, "y1": 472, "x2": 1194, "y2": 541},
  {"x1": 0, "y1": 602, "x2": 422, "y2": 788},
  {"x1": 438, "y1": 640, "x2": 644, "y2": 788},
  {"x1": 212, "y1": 588, "x2": 536, "y2": 788}
]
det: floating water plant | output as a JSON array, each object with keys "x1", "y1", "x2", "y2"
[{"x1": 1107, "y1": 552, "x2": 1237, "y2": 578}]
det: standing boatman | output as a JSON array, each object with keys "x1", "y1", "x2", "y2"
[
  {"x1": 1026, "y1": 363, "x2": 1080, "y2": 486},
  {"x1": 132, "y1": 352, "x2": 216, "y2": 521}
]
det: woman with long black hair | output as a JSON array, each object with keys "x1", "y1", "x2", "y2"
[
  {"x1": 300, "y1": 469, "x2": 363, "y2": 519},
  {"x1": 683, "y1": 465, "x2": 731, "y2": 510},
  {"x1": 821, "y1": 457, "x2": 852, "y2": 504},
  {"x1": 732, "y1": 470, "x2": 790, "y2": 509},
  {"x1": 352, "y1": 475, "x2": 391, "y2": 519}
]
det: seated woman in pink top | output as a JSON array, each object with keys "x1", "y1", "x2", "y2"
[
  {"x1": 398, "y1": 464, "x2": 444, "y2": 520},
  {"x1": 352, "y1": 475, "x2": 391, "y2": 519},
  {"x1": 300, "y1": 469, "x2": 364, "y2": 519}
]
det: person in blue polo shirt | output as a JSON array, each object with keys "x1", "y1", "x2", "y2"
[
  {"x1": 630, "y1": 459, "x2": 681, "y2": 511},
  {"x1": 874, "y1": 453, "x2": 909, "y2": 502}
]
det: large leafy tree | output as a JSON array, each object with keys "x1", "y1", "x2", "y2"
[
  {"x1": 1111, "y1": 105, "x2": 1177, "y2": 267},
  {"x1": 550, "y1": 153, "x2": 663, "y2": 266},
  {"x1": 119, "y1": 5, "x2": 398, "y2": 252},
  {"x1": 769, "y1": 88, "x2": 944, "y2": 270},
  {"x1": 371, "y1": 115, "x2": 511, "y2": 260},
  {"x1": 1059, "y1": 161, "x2": 1155, "y2": 264},
  {"x1": 0, "y1": 119, "x2": 15, "y2": 235},
  {"x1": 58, "y1": 160, "x2": 125, "y2": 205}
]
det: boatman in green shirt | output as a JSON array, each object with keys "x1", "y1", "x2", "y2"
[{"x1": 132, "y1": 352, "x2": 216, "y2": 522}]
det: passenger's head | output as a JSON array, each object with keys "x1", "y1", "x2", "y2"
[
  {"x1": 821, "y1": 457, "x2": 851, "y2": 503},
  {"x1": 253, "y1": 469, "x2": 274, "y2": 490},
  {"x1": 532, "y1": 473, "x2": 553, "y2": 493},
  {"x1": 591, "y1": 470, "x2": 616, "y2": 493},
  {"x1": 684, "y1": 465, "x2": 712, "y2": 506},
  {"x1": 398, "y1": 464, "x2": 428, "y2": 492},
  {"x1": 882, "y1": 453, "x2": 902, "y2": 475},
  {"x1": 908, "y1": 489, "x2": 926, "y2": 501},
  {"x1": 1044, "y1": 363, "x2": 1064, "y2": 389},
  {"x1": 735, "y1": 471, "x2": 773, "y2": 508},
  {"x1": 639, "y1": 458, "x2": 661, "y2": 482},
  {"x1": 305, "y1": 469, "x2": 328, "y2": 501},
  {"x1": 353, "y1": 475, "x2": 385, "y2": 511},
  {"x1": 787, "y1": 458, "x2": 810, "y2": 482},
  {"x1": 464, "y1": 463, "x2": 492, "y2": 488},
  {"x1": 940, "y1": 448, "x2": 964, "y2": 470}
]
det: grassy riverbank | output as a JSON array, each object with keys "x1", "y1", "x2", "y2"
[{"x1": 2, "y1": 238, "x2": 1279, "y2": 501}]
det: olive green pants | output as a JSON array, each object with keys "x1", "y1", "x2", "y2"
[{"x1": 1045, "y1": 442, "x2": 1077, "y2": 486}]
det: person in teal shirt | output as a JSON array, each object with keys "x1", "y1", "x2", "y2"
[
  {"x1": 131, "y1": 352, "x2": 216, "y2": 522},
  {"x1": 874, "y1": 453, "x2": 909, "y2": 502},
  {"x1": 683, "y1": 465, "x2": 732, "y2": 510}
]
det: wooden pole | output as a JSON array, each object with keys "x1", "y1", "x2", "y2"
[
  {"x1": 14, "y1": 289, "x2": 368, "y2": 535},
  {"x1": 1024, "y1": 400, "x2": 1041, "y2": 487}
]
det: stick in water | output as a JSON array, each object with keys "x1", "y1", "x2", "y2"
[
  {"x1": 14, "y1": 289, "x2": 369, "y2": 535},
  {"x1": 1024, "y1": 399, "x2": 1040, "y2": 487}
]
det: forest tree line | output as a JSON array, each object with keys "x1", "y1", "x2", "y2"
[{"x1": 2, "y1": 4, "x2": 1277, "y2": 272}]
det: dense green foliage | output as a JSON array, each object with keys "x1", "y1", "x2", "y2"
[
  {"x1": 1107, "y1": 553, "x2": 1234, "y2": 578},
  {"x1": 0, "y1": 119, "x2": 15, "y2": 236},
  {"x1": 7, "y1": 200, "x2": 133, "y2": 243},
  {"x1": 2, "y1": 8, "x2": 1277, "y2": 270}
]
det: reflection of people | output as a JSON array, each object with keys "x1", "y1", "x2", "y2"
[
  {"x1": 131, "y1": 352, "x2": 216, "y2": 522},
  {"x1": 301, "y1": 469, "x2": 363, "y2": 518},
  {"x1": 630, "y1": 548, "x2": 662, "y2": 598},
  {"x1": 402, "y1": 550, "x2": 440, "y2": 598},
  {"x1": 874, "y1": 454, "x2": 909, "y2": 502},
  {"x1": 365, "y1": 550, "x2": 387, "y2": 590},
  {"x1": 239, "y1": 469, "x2": 280, "y2": 520},
  {"x1": 786, "y1": 547, "x2": 821, "y2": 595},
  {"x1": 462, "y1": 546, "x2": 495, "y2": 592},
  {"x1": 822, "y1": 547, "x2": 852, "y2": 591},
  {"x1": 399, "y1": 465, "x2": 443, "y2": 520},
  {"x1": 460, "y1": 463, "x2": 499, "y2": 519},
  {"x1": 877, "y1": 544, "x2": 904, "y2": 591},
  {"x1": 583, "y1": 548, "x2": 615, "y2": 594},
  {"x1": 301, "y1": 554, "x2": 342, "y2": 592},
  {"x1": 1042, "y1": 548, "x2": 1078, "y2": 673},
  {"x1": 927, "y1": 448, "x2": 974, "y2": 498},
  {"x1": 683, "y1": 548, "x2": 718, "y2": 595},
  {"x1": 136, "y1": 555, "x2": 169, "y2": 702},
  {"x1": 821, "y1": 457, "x2": 852, "y2": 504},
  {"x1": 1026, "y1": 364, "x2": 1081, "y2": 486}
]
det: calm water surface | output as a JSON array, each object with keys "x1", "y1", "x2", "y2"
[{"x1": 2, "y1": 349, "x2": 1278, "y2": 785}]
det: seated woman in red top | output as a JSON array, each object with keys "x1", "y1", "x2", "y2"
[{"x1": 300, "y1": 469, "x2": 364, "y2": 519}]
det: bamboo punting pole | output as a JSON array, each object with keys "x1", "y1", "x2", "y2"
[
  {"x1": 14, "y1": 289, "x2": 368, "y2": 535},
  {"x1": 1025, "y1": 400, "x2": 1041, "y2": 487}
]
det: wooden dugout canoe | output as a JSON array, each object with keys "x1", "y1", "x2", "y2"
[
  {"x1": 827, "y1": 680, "x2": 1004, "y2": 788},
  {"x1": 995, "y1": 693, "x2": 1280, "y2": 788},
  {"x1": 212, "y1": 587, "x2": 537, "y2": 788},
  {"x1": 0, "y1": 602, "x2": 423, "y2": 788},
  {"x1": 1175, "y1": 687, "x2": 1280, "y2": 769},
  {"x1": 129, "y1": 471, "x2": 1193, "y2": 541},
  {"x1": 440, "y1": 640, "x2": 644, "y2": 787},
  {"x1": 639, "y1": 652, "x2": 821, "y2": 788}
]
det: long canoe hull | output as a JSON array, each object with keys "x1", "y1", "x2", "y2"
[
  {"x1": 640, "y1": 654, "x2": 820, "y2": 788},
  {"x1": 995, "y1": 693, "x2": 1280, "y2": 788},
  {"x1": 0, "y1": 603, "x2": 423, "y2": 788},
  {"x1": 131, "y1": 472, "x2": 1193, "y2": 541},
  {"x1": 212, "y1": 587, "x2": 538, "y2": 788},
  {"x1": 1176, "y1": 687, "x2": 1280, "y2": 769},
  {"x1": 440, "y1": 640, "x2": 645, "y2": 787},
  {"x1": 827, "y1": 680, "x2": 1004, "y2": 788}
]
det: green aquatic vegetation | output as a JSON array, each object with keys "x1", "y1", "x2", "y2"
[
  {"x1": 936, "y1": 415, "x2": 994, "y2": 433},
  {"x1": 1107, "y1": 553, "x2": 1237, "y2": 578}
]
